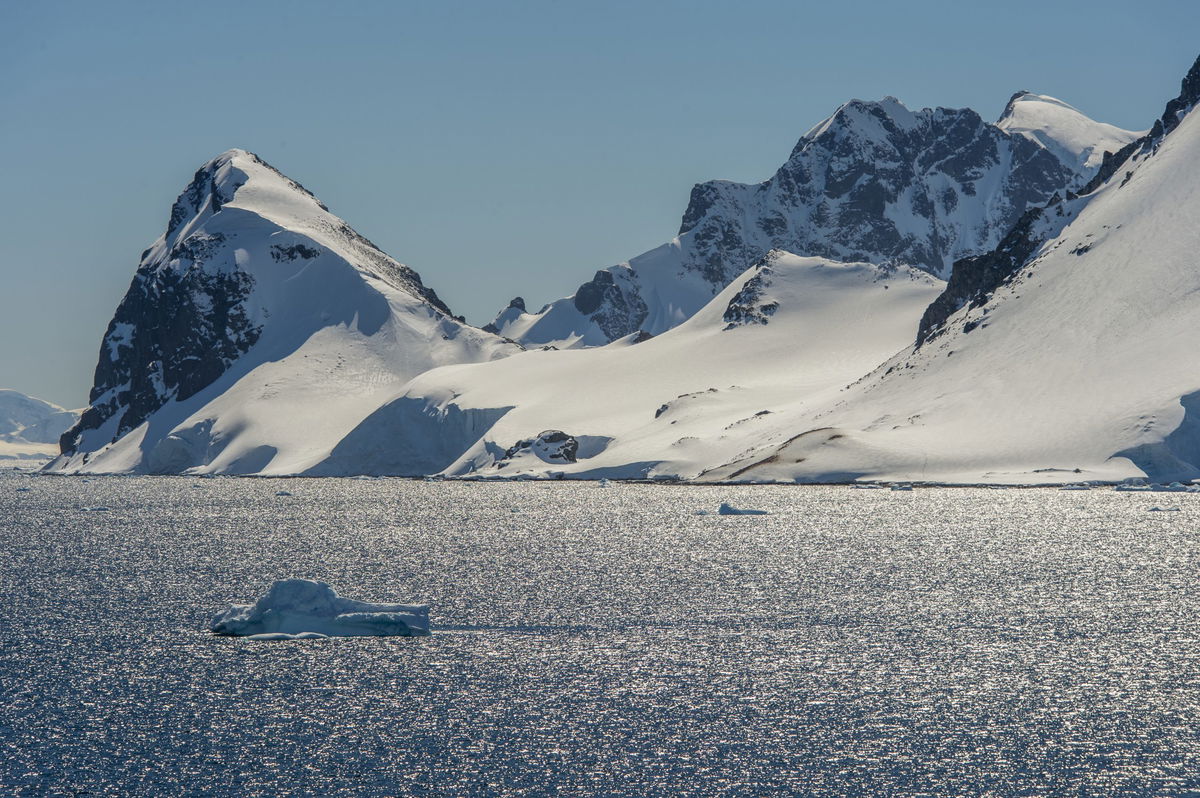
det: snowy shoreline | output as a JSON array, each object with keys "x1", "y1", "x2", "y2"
[{"x1": 21, "y1": 469, "x2": 1199, "y2": 490}]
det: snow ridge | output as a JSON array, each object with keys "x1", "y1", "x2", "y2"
[
  {"x1": 496, "y1": 94, "x2": 1133, "y2": 348},
  {"x1": 51, "y1": 149, "x2": 516, "y2": 474}
]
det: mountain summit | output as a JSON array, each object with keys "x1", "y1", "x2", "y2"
[
  {"x1": 493, "y1": 94, "x2": 1136, "y2": 347},
  {"x1": 52, "y1": 149, "x2": 516, "y2": 474},
  {"x1": 996, "y1": 92, "x2": 1141, "y2": 173},
  {"x1": 708, "y1": 54, "x2": 1200, "y2": 484}
]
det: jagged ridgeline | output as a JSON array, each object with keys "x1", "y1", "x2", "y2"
[
  {"x1": 704, "y1": 53, "x2": 1200, "y2": 485},
  {"x1": 917, "y1": 55, "x2": 1200, "y2": 346},
  {"x1": 488, "y1": 94, "x2": 1136, "y2": 347}
]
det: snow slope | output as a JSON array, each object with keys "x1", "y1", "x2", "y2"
[
  {"x1": 496, "y1": 93, "x2": 1130, "y2": 348},
  {"x1": 315, "y1": 252, "x2": 944, "y2": 478},
  {"x1": 0, "y1": 390, "x2": 80, "y2": 460},
  {"x1": 704, "y1": 58, "x2": 1200, "y2": 485},
  {"x1": 48, "y1": 150, "x2": 516, "y2": 475},
  {"x1": 997, "y1": 92, "x2": 1141, "y2": 173}
]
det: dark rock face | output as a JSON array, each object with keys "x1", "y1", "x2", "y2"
[
  {"x1": 916, "y1": 204, "x2": 1050, "y2": 345},
  {"x1": 270, "y1": 243, "x2": 320, "y2": 262},
  {"x1": 572, "y1": 269, "x2": 648, "y2": 340},
  {"x1": 679, "y1": 102, "x2": 1077, "y2": 285},
  {"x1": 1084, "y1": 54, "x2": 1200, "y2": 195},
  {"x1": 722, "y1": 257, "x2": 780, "y2": 330},
  {"x1": 502, "y1": 430, "x2": 579, "y2": 463},
  {"x1": 562, "y1": 97, "x2": 1084, "y2": 343},
  {"x1": 60, "y1": 157, "x2": 272, "y2": 454},
  {"x1": 61, "y1": 252, "x2": 262, "y2": 453},
  {"x1": 573, "y1": 270, "x2": 615, "y2": 315}
]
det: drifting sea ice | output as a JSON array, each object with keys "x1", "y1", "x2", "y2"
[
  {"x1": 1114, "y1": 481, "x2": 1200, "y2": 493},
  {"x1": 210, "y1": 579, "x2": 430, "y2": 640},
  {"x1": 718, "y1": 502, "x2": 769, "y2": 516}
]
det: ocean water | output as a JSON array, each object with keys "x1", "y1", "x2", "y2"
[{"x1": 2, "y1": 471, "x2": 1198, "y2": 796}]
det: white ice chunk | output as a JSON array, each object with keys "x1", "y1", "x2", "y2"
[
  {"x1": 246, "y1": 631, "x2": 329, "y2": 641},
  {"x1": 718, "y1": 502, "x2": 768, "y2": 515},
  {"x1": 211, "y1": 579, "x2": 430, "y2": 638}
]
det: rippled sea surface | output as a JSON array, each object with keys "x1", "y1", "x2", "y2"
[{"x1": 2, "y1": 471, "x2": 1199, "y2": 796}]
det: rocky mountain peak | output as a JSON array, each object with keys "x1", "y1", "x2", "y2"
[
  {"x1": 919, "y1": 52, "x2": 1200, "y2": 349},
  {"x1": 1157, "y1": 52, "x2": 1200, "y2": 137},
  {"x1": 59, "y1": 149, "x2": 463, "y2": 457},
  {"x1": 487, "y1": 89, "x2": 1136, "y2": 349}
]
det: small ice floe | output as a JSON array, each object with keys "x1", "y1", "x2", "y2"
[
  {"x1": 275, "y1": 490, "x2": 293, "y2": 497},
  {"x1": 15, "y1": 487, "x2": 31, "y2": 492},
  {"x1": 1116, "y1": 480, "x2": 1200, "y2": 493},
  {"x1": 1153, "y1": 482, "x2": 1200, "y2": 493},
  {"x1": 598, "y1": 478, "x2": 610, "y2": 487},
  {"x1": 890, "y1": 484, "x2": 913, "y2": 491},
  {"x1": 718, "y1": 502, "x2": 769, "y2": 516},
  {"x1": 1148, "y1": 506, "x2": 1182, "y2": 512},
  {"x1": 1060, "y1": 484, "x2": 1091, "y2": 491},
  {"x1": 851, "y1": 484, "x2": 884, "y2": 490},
  {"x1": 210, "y1": 579, "x2": 430, "y2": 639}
]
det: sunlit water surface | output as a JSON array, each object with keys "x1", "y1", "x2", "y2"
[{"x1": 2, "y1": 472, "x2": 1198, "y2": 796}]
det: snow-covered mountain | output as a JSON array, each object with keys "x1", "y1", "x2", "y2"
[
  {"x1": 703, "y1": 54, "x2": 1200, "y2": 484},
  {"x1": 997, "y1": 91, "x2": 1141, "y2": 174},
  {"x1": 44, "y1": 57, "x2": 1191, "y2": 482},
  {"x1": 492, "y1": 94, "x2": 1136, "y2": 347},
  {"x1": 49, "y1": 150, "x2": 517, "y2": 474},
  {"x1": 0, "y1": 389, "x2": 79, "y2": 460},
  {"x1": 313, "y1": 251, "x2": 944, "y2": 478}
]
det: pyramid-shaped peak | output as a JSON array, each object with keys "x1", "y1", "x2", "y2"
[{"x1": 165, "y1": 149, "x2": 329, "y2": 241}]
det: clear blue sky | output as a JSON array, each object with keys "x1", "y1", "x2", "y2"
[{"x1": 2, "y1": 0, "x2": 1198, "y2": 407}]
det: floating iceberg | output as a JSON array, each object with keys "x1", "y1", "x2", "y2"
[
  {"x1": 210, "y1": 579, "x2": 430, "y2": 639},
  {"x1": 1115, "y1": 481, "x2": 1200, "y2": 493},
  {"x1": 718, "y1": 502, "x2": 769, "y2": 516}
]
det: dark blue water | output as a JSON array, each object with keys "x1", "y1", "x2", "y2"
[{"x1": 2, "y1": 473, "x2": 1198, "y2": 795}]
